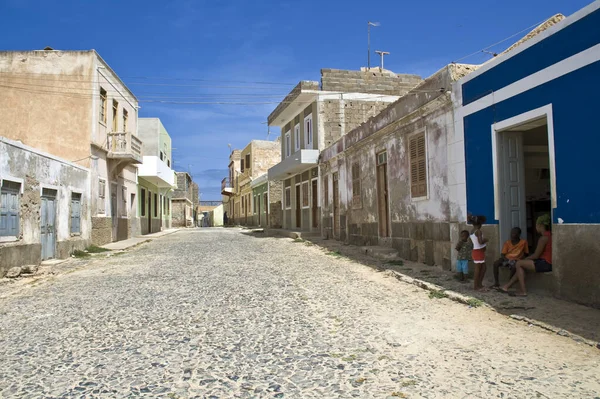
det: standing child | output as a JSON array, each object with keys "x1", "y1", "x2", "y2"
[
  {"x1": 455, "y1": 230, "x2": 473, "y2": 282},
  {"x1": 469, "y1": 215, "x2": 489, "y2": 291}
]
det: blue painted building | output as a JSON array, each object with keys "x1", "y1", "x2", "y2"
[{"x1": 453, "y1": 1, "x2": 600, "y2": 307}]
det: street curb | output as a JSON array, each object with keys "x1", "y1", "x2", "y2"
[
  {"x1": 385, "y1": 269, "x2": 600, "y2": 350},
  {"x1": 386, "y1": 270, "x2": 488, "y2": 308}
]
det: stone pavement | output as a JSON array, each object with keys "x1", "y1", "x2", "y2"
[
  {"x1": 0, "y1": 228, "x2": 599, "y2": 398},
  {"x1": 296, "y1": 235, "x2": 600, "y2": 347},
  {"x1": 102, "y1": 229, "x2": 180, "y2": 251}
]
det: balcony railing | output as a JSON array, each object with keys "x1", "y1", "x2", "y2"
[
  {"x1": 221, "y1": 178, "x2": 234, "y2": 196},
  {"x1": 107, "y1": 132, "x2": 142, "y2": 164}
]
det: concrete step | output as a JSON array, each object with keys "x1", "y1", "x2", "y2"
[{"x1": 361, "y1": 246, "x2": 399, "y2": 261}]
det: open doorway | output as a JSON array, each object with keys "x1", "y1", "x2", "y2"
[{"x1": 494, "y1": 109, "x2": 555, "y2": 250}]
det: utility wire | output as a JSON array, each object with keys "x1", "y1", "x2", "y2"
[{"x1": 452, "y1": 17, "x2": 552, "y2": 63}]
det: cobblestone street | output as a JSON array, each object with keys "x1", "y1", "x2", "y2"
[{"x1": 0, "y1": 229, "x2": 599, "y2": 398}]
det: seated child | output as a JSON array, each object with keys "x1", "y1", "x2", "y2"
[
  {"x1": 492, "y1": 227, "x2": 529, "y2": 288},
  {"x1": 455, "y1": 230, "x2": 473, "y2": 282}
]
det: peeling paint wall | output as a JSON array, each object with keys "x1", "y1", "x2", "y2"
[
  {"x1": 0, "y1": 137, "x2": 91, "y2": 276},
  {"x1": 320, "y1": 65, "x2": 471, "y2": 269}
]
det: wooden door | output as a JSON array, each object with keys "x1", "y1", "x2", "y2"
[
  {"x1": 501, "y1": 132, "x2": 526, "y2": 243},
  {"x1": 295, "y1": 185, "x2": 301, "y2": 228},
  {"x1": 311, "y1": 180, "x2": 318, "y2": 228},
  {"x1": 332, "y1": 173, "x2": 339, "y2": 237},
  {"x1": 377, "y1": 152, "x2": 390, "y2": 237}
]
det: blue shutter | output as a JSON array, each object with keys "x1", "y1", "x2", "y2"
[{"x1": 0, "y1": 187, "x2": 19, "y2": 237}]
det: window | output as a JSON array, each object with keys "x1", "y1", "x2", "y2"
[
  {"x1": 285, "y1": 186, "x2": 291, "y2": 209},
  {"x1": 323, "y1": 175, "x2": 329, "y2": 207},
  {"x1": 294, "y1": 124, "x2": 300, "y2": 151},
  {"x1": 112, "y1": 100, "x2": 119, "y2": 131},
  {"x1": 377, "y1": 151, "x2": 387, "y2": 166},
  {"x1": 302, "y1": 181, "x2": 309, "y2": 208},
  {"x1": 121, "y1": 186, "x2": 127, "y2": 217},
  {"x1": 409, "y1": 133, "x2": 428, "y2": 198},
  {"x1": 0, "y1": 180, "x2": 21, "y2": 237},
  {"x1": 352, "y1": 163, "x2": 361, "y2": 207},
  {"x1": 245, "y1": 154, "x2": 251, "y2": 171},
  {"x1": 99, "y1": 87, "x2": 107, "y2": 123},
  {"x1": 154, "y1": 193, "x2": 158, "y2": 217},
  {"x1": 304, "y1": 114, "x2": 313, "y2": 148},
  {"x1": 167, "y1": 160, "x2": 171, "y2": 167},
  {"x1": 241, "y1": 159, "x2": 245, "y2": 173},
  {"x1": 160, "y1": 152, "x2": 164, "y2": 161},
  {"x1": 98, "y1": 180, "x2": 106, "y2": 214},
  {"x1": 140, "y1": 188, "x2": 146, "y2": 216},
  {"x1": 123, "y1": 109, "x2": 128, "y2": 131},
  {"x1": 285, "y1": 131, "x2": 291, "y2": 158},
  {"x1": 70, "y1": 193, "x2": 82, "y2": 234}
]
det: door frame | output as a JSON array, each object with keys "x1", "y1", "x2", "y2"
[
  {"x1": 110, "y1": 182, "x2": 118, "y2": 242},
  {"x1": 311, "y1": 178, "x2": 318, "y2": 229},
  {"x1": 491, "y1": 104, "x2": 557, "y2": 247},
  {"x1": 332, "y1": 172, "x2": 339, "y2": 238},
  {"x1": 40, "y1": 188, "x2": 58, "y2": 260},
  {"x1": 376, "y1": 151, "x2": 390, "y2": 237}
]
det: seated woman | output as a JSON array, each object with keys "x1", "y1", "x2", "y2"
[{"x1": 500, "y1": 214, "x2": 552, "y2": 297}]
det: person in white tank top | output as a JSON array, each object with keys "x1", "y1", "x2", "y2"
[{"x1": 469, "y1": 215, "x2": 489, "y2": 291}]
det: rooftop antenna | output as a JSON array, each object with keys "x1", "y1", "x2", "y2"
[
  {"x1": 375, "y1": 50, "x2": 390, "y2": 71},
  {"x1": 367, "y1": 22, "x2": 380, "y2": 69}
]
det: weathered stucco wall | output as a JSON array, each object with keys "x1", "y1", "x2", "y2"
[
  {"x1": 0, "y1": 50, "x2": 95, "y2": 166},
  {"x1": 319, "y1": 65, "x2": 474, "y2": 268},
  {"x1": 0, "y1": 137, "x2": 91, "y2": 276}
]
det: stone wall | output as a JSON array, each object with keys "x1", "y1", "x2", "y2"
[
  {"x1": 319, "y1": 65, "x2": 465, "y2": 268},
  {"x1": 92, "y1": 217, "x2": 112, "y2": 246},
  {"x1": 319, "y1": 99, "x2": 393, "y2": 147},
  {"x1": 321, "y1": 68, "x2": 422, "y2": 96},
  {"x1": 172, "y1": 200, "x2": 192, "y2": 227},
  {"x1": 0, "y1": 137, "x2": 91, "y2": 276}
]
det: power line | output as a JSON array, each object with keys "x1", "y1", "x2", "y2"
[
  {"x1": 452, "y1": 17, "x2": 552, "y2": 63},
  {"x1": 0, "y1": 71, "x2": 296, "y2": 88}
]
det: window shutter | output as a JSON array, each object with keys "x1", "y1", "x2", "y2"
[
  {"x1": 410, "y1": 134, "x2": 427, "y2": 197},
  {"x1": 0, "y1": 187, "x2": 20, "y2": 237},
  {"x1": 417, "y1": 134, "x2": 427, "y2": 197},
  {"x1": 71, "y1": 197, "x2": 81, "y2": 234}
]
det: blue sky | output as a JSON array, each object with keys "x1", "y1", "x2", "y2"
[{"x1": 1, "y1": 0, "x2": 591, "y2": 200}]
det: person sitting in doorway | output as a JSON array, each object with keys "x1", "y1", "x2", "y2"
[
  {"x1": 500, "y1": 214, "x2": 552, "y2": 297},
  {"x1": 492, "y1": 227, "x2": 529, "y2": 288}
]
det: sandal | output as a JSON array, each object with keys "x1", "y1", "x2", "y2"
[{"x1": 508, "y1": 292, "x2": 528, "y2": 297}]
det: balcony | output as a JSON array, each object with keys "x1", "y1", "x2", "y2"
[
  {"x1": 221, "y1": 178, "x2": 234, "y2": 196},
  {"x1": 138, "y1": 156, "x2": 176, "y2": 188},
  {"x1": 268, "y1": 149, "x2": 320, "y2": 181},
  {"x1": 107, "y1": 132, "x2": 142, "y2": 164}
]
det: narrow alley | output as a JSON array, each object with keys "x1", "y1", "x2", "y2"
[{"x1": 0, "y1": 229, "x2": 598, "y2": 398}]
